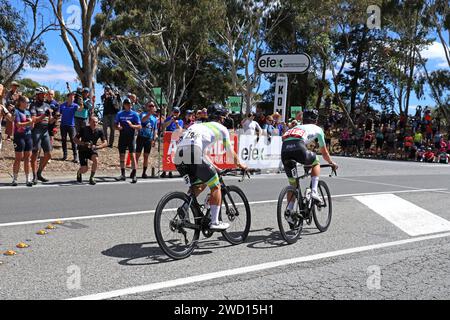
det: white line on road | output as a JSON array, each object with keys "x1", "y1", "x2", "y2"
[
  {"x1": 67, "y1": 231, "x2": 450, "y2": 300},
  {"x1": 355, "y1": 194, "x2": 450, "y2": 236},
  {"x1": 334, "y1": 176, "x2": 422, "y2": 190},
  {"x1": 0, "y1": 188, "x2": 446, "y2": 228}
]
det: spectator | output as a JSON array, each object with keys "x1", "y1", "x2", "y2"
[
  {"x1": 263, "y1": 115, "x2": 275, "y2": 141},
  {"x1": 30, "y1": 87, "x2": 55, "y2": 184},
  {"x1": 385, "y1": 128, "x2": 396, "y2": 157},
  {"x1": 195, "y1": 110, "x2": 203, "y2": 124},
  {"x1": 340, "y1": 128, "x2": 350, "y2": 156},
  {"x1": 354, "y1": 126, "x2": 364, "y2": 154},
  {"x1": 136, "y1": 102, "x2": 158, "y2": 179},
  {"x1": 115, "y1": 98, "x2": 141, "y2": 183},
  {"x1": 74, "y1": 88, "x2": 93, "y2": 134},
  {"x1": 424, "y1": 147, "x2": 435, "y2": 163},
  {"x1": 4, "y1": 81, "x2": 21, "y2": 140},
  {"x1": 163, "y1": 107, "x2": 183, "y2": 132},
  {"x1": 101, "y1": 86, "x2": 120, "y2": 148},
  {"x1": 223, "y1": 111, "x2": 235, "y2": 131},
  {"x1": 404, "y1": 132, "x2": 414, "y2": 160},
  {"x1": 434, "y1": 130, "x2": 443, "y2": 150},
  {"x1": 325, "y1": 128, "x2": 332, "y2": 150},
  {"x1": 364, "y1": 130, "x2": 374, "y2": 154},
  {"x1": 128, "y1": 93, "x2": 142, "y2": 113},
  {"x1": 60, "y1": 92, "x2": 83, "y2": 163},
  {"x1": 272, "y1": 112, "x2": 285, "y2": 136},
  {"x1": 241, "y1": 112, "x2": 262, "y2": 136},
  {"x1": 74, "y1": 117, "x2": 108, "y2": 185},
  {"x1": 375, "y1": 127, "x2": 384, "y2": 157},
  {"x1": 396, "y1": 129, "x2": 405, "y2": 158},
  {"x1": 413, "y1": 130, "x2": 423, "y2": 148},
  {"x1": 11, "y1": 96, "x2": 34, "y2": 187},
  {"x1": 45, "y1": 90, "x2": 60, "y2": 145},
  {"x1": 0, "y1": 84, "x2": 14, "y2": 150},
  {"x1": 182, "y1": 110, "x2": 195, "y2": 130}
]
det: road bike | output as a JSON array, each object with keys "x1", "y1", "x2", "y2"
[
  {"x1": 154, "y1": 168, "x2": 259, "y2": 260},
  {"x1": 277, "y1": 163, "x2": 337, "y2": 244}
]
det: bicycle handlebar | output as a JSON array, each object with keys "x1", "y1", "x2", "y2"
[
  {"x1": 303, "y1": 164, "x2": 338, "y2": 177},
  {"x1": 218, "y1": 168, "x2": 262, "y2": 182}
]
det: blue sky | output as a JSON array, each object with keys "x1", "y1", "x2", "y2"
[{"x1": 13, "y1": 0, "x2": 449, "y2": 113}]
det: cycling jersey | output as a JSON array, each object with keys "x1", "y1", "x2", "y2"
[
  {"x1": 138, "y1": 112, "x2": 157, "y2": 140},
  {"x1": 29, "y1": 101, "x2": 51, "y2": 130},
  {"x1": 14, "y1": 109, "x2": 32, "y2": 135},
  {"x1": 177, "y1": 122, "x2": 233, "y2": 152},
  {"x1": 282, "y1": 124, "x2": 326, "y2": 148},
  {"x1": 115, "y1": 110, "x2": 141, "y2": 135}
]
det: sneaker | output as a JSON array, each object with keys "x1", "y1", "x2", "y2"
[
  {"x1": 131, "y1": 176, "x2": 138, "y2": 184},
  {"x1": 26, "y1": 181, "x2": 33, "y2": 187},
  {"x1": 37, "y1": 172, "x2": 49, "y2": 183},
  {"x1": 89, "y1": 177, "x2": 96, "y2": 185},
  {"x1": 61, "y1": 155, "x2": 67, "y2": 161},
  {"x1": 73, "y1": 158, "x2": 79, "y2": 164},
  {"x1": 209, "y1": 221, "x2": 230, "y2": 231},
  {"x1": 142, "y1": 173, "x2": 149, "y2": 179},
  {"x1": 311, "y1": 190, "x2": 324, "y2": 204},
  {"x1": 160, "y1": 172, "x2": 167, "y2": 178},
  {"x1": 11, "y1": 180, "x2": 18, "y2": 187},
  {"x1": 168, "y1": 172, "x2": 173, "y2": 178},
  {"x1": 77, "y1": 172, "x2": 82, "y2": 183},
  {"x1": 116, "y1": 175, "x2": 126, "y2": 182}
]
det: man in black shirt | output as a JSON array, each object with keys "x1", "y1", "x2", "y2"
[
  {"x1": 74, "y1": 117, "x2": 108, "y2": 185},
  {"x1": 101, "y1": 86, "x2": 119, "y2": 148}
]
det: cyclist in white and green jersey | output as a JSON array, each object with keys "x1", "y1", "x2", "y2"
[
  {"x1": 281, "y1": 109, "x2": 338, "y2": 203},
  {"x1": 174, "y1": 103, "x2": 247, "y2": 231}
]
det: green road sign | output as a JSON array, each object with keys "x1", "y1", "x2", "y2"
[
  {"x1": 152, "y1": 87, "x2": 167, "y2": 106},
  {"x1": 227, "y1": 96, "x2": 243, "y2": 113},
  {"x1": 291, "y1": 106, "x2": 303, "y2": 118}
]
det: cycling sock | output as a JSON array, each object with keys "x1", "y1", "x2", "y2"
[
  {"x1": 143, "y1": 167, "x2": 147, "y2": 175},
  {"x1": 210, "y1": 205, "x2": 220, "y2": 225},
  {"x1": 90, "y1": 171, "x2": 96, "y2": 179},
  {"x1": 121, "y1": 168, "x2": 125, "y2": 176},
  {"x1": 130, "y1": 169, "x2": 136, "y2": 179},
  {"x1": 311, "y1": 176, "x2": 319, "y2": 193}
]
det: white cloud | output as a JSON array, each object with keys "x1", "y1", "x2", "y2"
[
  {"x1": 22, "y1": 63, "x2": 77, "y2": 83},
  {"x1": 421, "y1": 41, "x2": 448, "y2": 69}
]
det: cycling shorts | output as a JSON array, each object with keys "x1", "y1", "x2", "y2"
[
  {"x1": 174, "y1": 145, "x2": 220, "y2": 189},
  {"x1": 281, "y1": 139, "x2": 319, "y2": 186},
  {"x1": 118, "y1": 133, "x2": 136, "y2": 154},
  {"x1": 32, "y1": 128, "x2": 52, "y2": 153},
  {"x1": 136, "y1": 135, "x2": 152, "y2": 154},
  {"x1": 79, "y1": 150, "x2": 98, "y2": 167},
  {"x1": 14, "y1": 133, "x2": 33, "y2": 153}
]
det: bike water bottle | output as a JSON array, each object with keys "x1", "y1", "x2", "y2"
[
  {"x1": 204, "y1": 194, "x2": 211, "y2": 210},
  {"x1": 305, "y1": 188, "x2": 312, "y2": 202}
]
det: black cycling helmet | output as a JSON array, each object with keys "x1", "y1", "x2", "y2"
[
  {"x1": 302, "y1": 109, "x2": 319, "y2": 124},
  {"x1": 207, "y1": 103, "x2": 228, "y2": 121}
]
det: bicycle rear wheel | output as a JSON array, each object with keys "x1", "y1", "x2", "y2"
[
  {"x1": 312, "y1": 181, "x2": 332, "y2": 232},
  {"x1": 277, "y1": 186, "x2": 303, "y2": 244},
  {"x1": 220, "y1": 185, "x2": 251, "y2": 245},
  {"x1": 154, "y1": 192, "x2": 200, "y2": 260}
]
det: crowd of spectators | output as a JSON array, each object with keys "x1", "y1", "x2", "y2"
[{"x1": 1, "y1": 80, "x2": 449, "y2": 187}]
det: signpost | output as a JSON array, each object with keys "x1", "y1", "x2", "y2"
[
  {"x1": 257, "y1": 53, "x2": 311, "y2": 121},
  {"x1": 227, "y1": 96, "x2": 243, "y2": 114},
  {"x1": 290, "y1": 106, "x2": 303, "y2": 119}
]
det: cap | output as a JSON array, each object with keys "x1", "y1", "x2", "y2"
[
  {"x1": 82, "y1": 88, "x2": 90, "y2": 93},
  {"x1": 186, "y1": 109, "x2": 194, "y2": 115},
  {"x1": 173, "y1": 107, "x2": 180, "y2": 113},
  {"x1": 105, "y1": 85, "x2": 111, "y2": 90},
  {"x1": 123, "y1": 98, "x2": 132, "y2": 105},
  {"x1": 11, "y1": 81, "x2": 20, "y2": 87}
]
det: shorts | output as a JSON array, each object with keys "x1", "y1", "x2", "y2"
[
  {"x1": 364, "y1": 141, "x2": 372, "y2": 149},
  {"x1": 387, "y1": 141, "x2": 395, "y2": 149},
  {"x1": 136, "y1": 135, "x2": 152, "y2": 154},
  {"x1": 281, "y1": 139, "x2": 319, "y2": 186},
  {"x1": 14, "y1": 133, "x2": 33, "y2": 152},
  {"x1": 174, "y1": 145, "x2": 220, "y2": 189},
  {"x1": 118, "y1": 134, "x2": 136, "y2": 154},
  {"x1": 376, "y1": 138, "x2": 384, "y2": 149},
  {"x1": 435, "y1": 142, "x2": 441, "y2": 149},
  {"x1": 32, "y1": 128, "x2": 52, "y2": 153},
  {"x1": 79, "y1": 150, "x2": 98, "y2": 167}
]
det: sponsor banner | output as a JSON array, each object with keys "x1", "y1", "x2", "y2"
[
  {"x1": 238, "y1": 134, "x2": 282, "y2": 169},
  {"x1": 162, "y1": 131, "x2": 239, "y2": 172}
]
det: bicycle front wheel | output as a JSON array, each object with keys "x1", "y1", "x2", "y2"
[
  {"x1": 220, "y1": 185, "x2": 251, "y2": 245},
  {"x1": 154, "y1": 192, "x2": 200, "y2": 260},
  {"x1": 277, "y1": 186, "x2": 303, "y2": 244},
  {"x1": 312, "y1": 181, "x2": 332, "y2": 232}
]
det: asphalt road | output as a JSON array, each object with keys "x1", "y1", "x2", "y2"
[{"x1": 0, "y1": 156, "x2": 449, "y2": 300}]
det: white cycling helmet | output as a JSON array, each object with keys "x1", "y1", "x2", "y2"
[{"x1": 35, "y1": 87, "x2": 48, "y2": 95}]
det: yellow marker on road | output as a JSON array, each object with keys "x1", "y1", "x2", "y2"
[
  {"x1": 16, "y1": 243, "x2": 30, "y2": 249},
  {"x1": 36, "y1": 230, "x2": 48, "y2": 235},
  {"x1": 4, "y1": 250, "x2": 17, "y2": 256},
  {"x1": 53, "y1": 221, "x2": 64, "y2": 225},
  {"x1": 46, "y1": 224, "x2": 57, "y2": 230}
]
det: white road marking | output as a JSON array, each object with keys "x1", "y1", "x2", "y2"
[
  {"x1": 335, "y1": 176, "x2": 421, "y2": 190},
  {"x1": 355, "y1": 194, "x2": 450, "y2": 236},
  {"x1": 0, "y1": 188, "x2": 446, "y2": 228},
  {"x1": 67, "y1": 231, "x2": 450, "y2": 300}
]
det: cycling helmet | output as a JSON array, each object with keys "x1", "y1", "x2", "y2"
[
  {"x1": 207, "y1": 103, "x2": 228, "y2": 121},
  {"x1": 35, "y1": 87, "x2": 48, "y2": 95},
  {"x1": 302, "y1": 109, "x2": 319, "y2": 124}
]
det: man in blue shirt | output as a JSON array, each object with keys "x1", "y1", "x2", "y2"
[
  {"x1": 60, "y1": 92, "x2": 83, "y2": 163},
  {"x1": 163, "y1": 107, "x2": 183, "y2": 132},
  {"x1": 115, "y1": 98, "x2": 142, "y2": 183},
  {"x1": 75, "y1": 88, "x2": 93, "y2": 134},
  {"x1": 136, "y1": 102, "x2": 158, "y2": 178}
]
